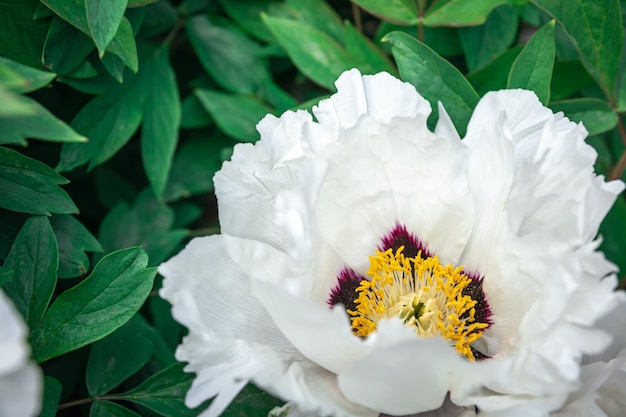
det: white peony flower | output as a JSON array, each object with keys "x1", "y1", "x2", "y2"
[
  {"x1": 159, "y1": 69, "x2": 625, "y2": 417},
  {"x1": 0, "y1": 288, "x2": 42, "y2": 417}
]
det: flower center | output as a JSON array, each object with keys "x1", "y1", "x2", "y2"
[{"x1": 347, "y1": 246, "x2": 489, "y2": 361}]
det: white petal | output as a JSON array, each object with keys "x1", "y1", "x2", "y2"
[{"x1": 313, "y1": 69, "x2": 431, "y2": 129}]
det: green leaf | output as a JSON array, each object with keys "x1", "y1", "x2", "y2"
[
  {"x1": 507, "y1": 20, "x2": 555, "y2": 105},
  {"x1": 532, "y1": 0, "x2": 623, "y2": 99},
  {"x1": 40, "y1": 376, "x2": 63, "y2": 417},
  {"x1": 599, "y1": 195, "x2": 626, "y2": 276},
  {"x1": 344, "y1": 22, "x2": 396, "y2": 75},
  {"x1": 550, "y1": 98, "x2": 618, "y2": 136},
  {"x1": 551, "y1": 60, "x2": 594, "y2": 101},
  {"x1": 107, "y1": 17, "x2": 139, "y2": 73},
  {"x1": 140, "y1": 47, "x2": 180, "y2": 197},
  {"x1": 119, "y1": 362, "x2": 199, "y2": 417},
  {"x1": 30, "y1": 247, "x2": 157, "y2": 363},
  {"x1": 86, "y1": 0, "x2": 128, "y2": 56},
  {"x1": 98, "y1": 189, "x2": 187, "y2": 266},
  {"x1": 0, "y1": 0, "x2": 49, "y2": 68},
  {"x1": 458, "y1": 5, "x2": 518, "y2": 72},
  {"x1": 0, "y1": 147, "x2": 78, "y2": 215},
  {"x1": 149, "y1": 296, "x2": 183, "y2": 355},
  {"x1": 3, "y1": 216, "x2": 58, "y2": 329},
  {"x1": 50, "y1": 214, "x2": 102, "y2": 279},
  {"x1": 217, "y1": 0, "x2": 276, "y2": 41},
  {"x1": 221, "y1": 384, "x2": 283, "y2": 417},
  {"x1": 181, "y1": 94, "x2": 212, "y2": 129},
  {"x1": 164, "y1": 135, "x2": 233, "y2": 201},
  {"x1": 467, "y1": 46, "x2": 522, "y2": 95},
  {"x1": 0, "y1": 94, "x2": 87, "y2": 145},
  {"x1": 385, "y1": 31, "x2": 480, "y2": 136},
  {"x1": 195, "y1": 89, "x2": 271, "y2": 142},
  {"x1": 91, "y1": 401, "x2": 141, "y2": 417},
  {"x1": 279, "y1": 0, "x2": 345, "y2": 43},
  {"x1": 42, "y1": 16, "x2": 95, "y2": 76},
  {"x1": 0, "y1": 57, "x2": 55, "y2": 93},
  {"x1": 128, "y1": 0, "x2": 159, "y2": 7},
  {"x1": 262, "y1": 15, "x2": 352, "y2": 89},
  {"x1": 424, "y1": 0, "x2": 519, "y2": 26},
  {"x1": 351, "y1": 0, "x2": 419, "y2": 25},
  {"x1": 87, "y1": 314, "x2": 154, "y2": 396},
  {"x1": 186, "y1": 15, "x2": 268, "y2": 95}
]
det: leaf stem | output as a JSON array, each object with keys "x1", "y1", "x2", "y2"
[
  {"x1": 351, "y1": 2, "x2": 363, "y2": 33},
  {"x1": 417, "y1": 0, "x2": 426, "y2": 42},
  {"x1": 163, "y1": 18, "x2": 185, "y2": 47},
  {"x1": 58, "y1": 395, "x2": 120, "y2": 410},
  {"x1": 609, "y1": 116, "x2": 626, "y2": 180}
]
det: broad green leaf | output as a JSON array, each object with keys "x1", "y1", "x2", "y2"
[
  {"x1": 86, "y1": 0, "x2": 128, "y2": 56},
  {"x1": 550, "y1": 98, "x2": 618, "y2": 135},
  {"x1": 278, "y1": 0, "x2": 345, "y2": 43},
  {"x1": 30, "y1": 247, "x2": 157, "y2": 363},
  {"x1": 87, "y1": 315, "x2": 154, "y2": 396},
  {"x1": 0, "y1": 147, "x2": 78, "y2": 215},
  {"x1": 140, "y1": 47, "x2": 180, "y2": 197},
  {"x1": 163, "y1": 135, "x2": 234, "y2": 201},
  {"x1": 0, "y1": 57, "x2": 55, "y2": 93},
  {"x1": 186, "y1": 15, "x2": 268, "y2": 95},
  {"x1": 351, "y1": 0, "x2": 418, "y2": 25},
  {"x1": 136, "y1": 1, "x2": 177, "y2": 38},
  {"x1": 98, "y1": 189, "x2": 187, "y2": 266},
  {"x1": 195, "y1": 89, "x2": 271, "y2": 142},
  {"x1": 119, "y1": 362, "x2": 199, "y2": 417},
  {"x1": 459, "y1": 5, "x2": 518, "y2": 71},
  {"x1": 50, "y1": 214, "x2": 102, "y2": 279},
  {"x1": 0, "y1": 88, "x2": 36, "y2": 118},
  {"x1": 217, "y1": 0, "x2": 276, "y2": 41},
  {"x1": 0, "y1": 94, "x2": 87, "y2": 145},
  {"x1": 40, "y1": 377, "x2": 62, "y2": 417},
  {"x1": 0, "y1": 0, "x2": 49, "y2": 68},
  {"x1": 467, "y1": 46, "x2": 522, "y2": 95},
  {"x1": 102, "y1": 52, "x2": 126, "y2": 83},
  {"x1": 43, "y1": 16, "x2": 95, "y2": 76},
  {"x1": 551, "y1": 60, "x2": 594, "y2": 101},
  {"x1": 91, "y1": 401, "x2": 141, "y2": 417},
  {"x1": 507, "y1": 20, "x2": 555, "y2": 104},
  {"x1": 262, "y1": 15, "x2": 352, "y2": 89},
  {"x1": 385, "y1": 31, "x2": 480, "y2": 136},
  {"x1": 222, "y1": 384, "x2": 283, "y2": 417},
  {"x1": 532, "y1": 0, "x2": 623, "y2": 99},
  {"x1": 3, "y1": 216, "x2": 58, "y2": 328},
  {"x1": 106, "y1": 17, "x2": 139, "y2": 73},
  {"x1": 423, "y1": 0, "x2": 516, "y2": 27},
  {"x1": 344, "y1": 22, "x2": 396, "y2": 75},
  {"x1": 599, "y1": 195, "x2": 626, "y2": 275},
  {"x1": 181, "y1": 94, "x2": 212, "y2": 129}
]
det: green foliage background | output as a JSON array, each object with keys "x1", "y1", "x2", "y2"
[{"x1": 1, "y1": 0, "x2": 625, "y2": 416}]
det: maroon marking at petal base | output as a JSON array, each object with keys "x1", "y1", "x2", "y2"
[
  {"x1": 379, "y1": 223, "x2": 431, "y2": 259},
  {"x1": 328, "y1": 268, "x2": 365, "y2": 311}
]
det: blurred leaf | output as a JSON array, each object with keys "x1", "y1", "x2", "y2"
[
  {"x1": 385, "y1": 31, "x2": 480, "y2": 136},
  {"x1": 87, "y1": 314, "x2": 154, "y2": 396},
  {"x1": 94, "y1": 167, "x2": 136, "y2": 210},
  {"x1": 106, "y1": 18, "x2": 139, "y2": 73},
  {"x1": 98, "y1": 189, "x2": 187, "y2": 266},
  {"x1": 377, "y1": 23, "x2": 463, "y2": 57},
  {"x1": 221, "y1": 384, "x2": 283, "y2": 417},
  {"x1": 0, "y1": 0, "x2": 49, "y2": 68},
  {"x1": 533, "y1": 0, "x2": 623, "y2": 99},
  {"x1": 344, "y1": 22, "x2": 396, "y2": 75},
  {"x1": 141, "y1": 47, "x2": 180, "y2": 197},
  {"x1": 424, "y1": 0, "x2": 521, "y2": 26},
  {"x1": 181, "y1": 94, "x2": 212, "y2": 129},
  {"x1": 278, "y1": 0, "x2": 345, "y2": 43},
  {"x1": 262, "y1": 15, "x2": 352, "y2": 89},
  {"x1": 599, "y1": 195, "x2": 626, "y2": 276},
  {"x1": 186, "y1": 15, "x2": 268, "y2": 95},
  {"x1": 119, "y1": 362, "x2": 200, "y2": 417},
  {"x1": 467, "y1": 46, "x2": 522, "y2": 95},
  {"x1": 550, "y1": 98, "x2": 618, "y2": 135},
  {"x1": 102, "y1": 52, "x2": 126, "y2": 83},
  {"x1": 0, "y1": 56, "x2": 55, "y2": 93},
  {"x1": 351, "y1": 0, "x2": 418, "y2": 25},
  {"x1": 30, "y1": 247, "x2": 157, "y2": 363},
  {"x1": 0, "y1": 147, "x2": 78, "y2": 215},
  {"x1": 3, "y1": 216, "x2": 58, "y2": 328},
  {"x1": 50, "y1": 214, "x2": 103, "y2": 279},
  {"x1": 459, "y1": 5, "x2": 518, "y2": 72},
  {"x1": 43, "y1": 17, "x2": 95, "y2": 76},
  {"x1": 508, "y1": 20, "x2": 555, "y2": 104},
  {"x1": 164, "y1": 135, "x2": 233, "y2": 201},
  {"x1": 128, "y1": 0, "x2": 158, "y2": 7},
  {"x1": 171, "y1": 201, "x2": 203, "y2": 229},
  {"x1": 137, "y1": 1, "x2": 177, "y2": 38},
  {"x1": 217, "y1": 0, "x2": 276, "y2": 41},
  {"x1": 149, "y1": 296, "x2": 184, "y2": 354},
  {"x1": 195, "y1": 89, "x2": 271, "y2": 142},
  {"x1": 40, "y1": 376, "x2": 63, "y2": 417},
  {"x1": 91, "y1": 401, "x2": 141, "y2": 417},
  {"x1": 86, "y1": 0, "x2": 128, "y2": 56},
  {"x1": 551, "y1": 60, "x2": 593, "y2": 101}
]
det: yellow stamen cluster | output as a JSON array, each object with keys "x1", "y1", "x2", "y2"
[{"x1": 347, "y1": 247, "x2": 488, "y2": 361}]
